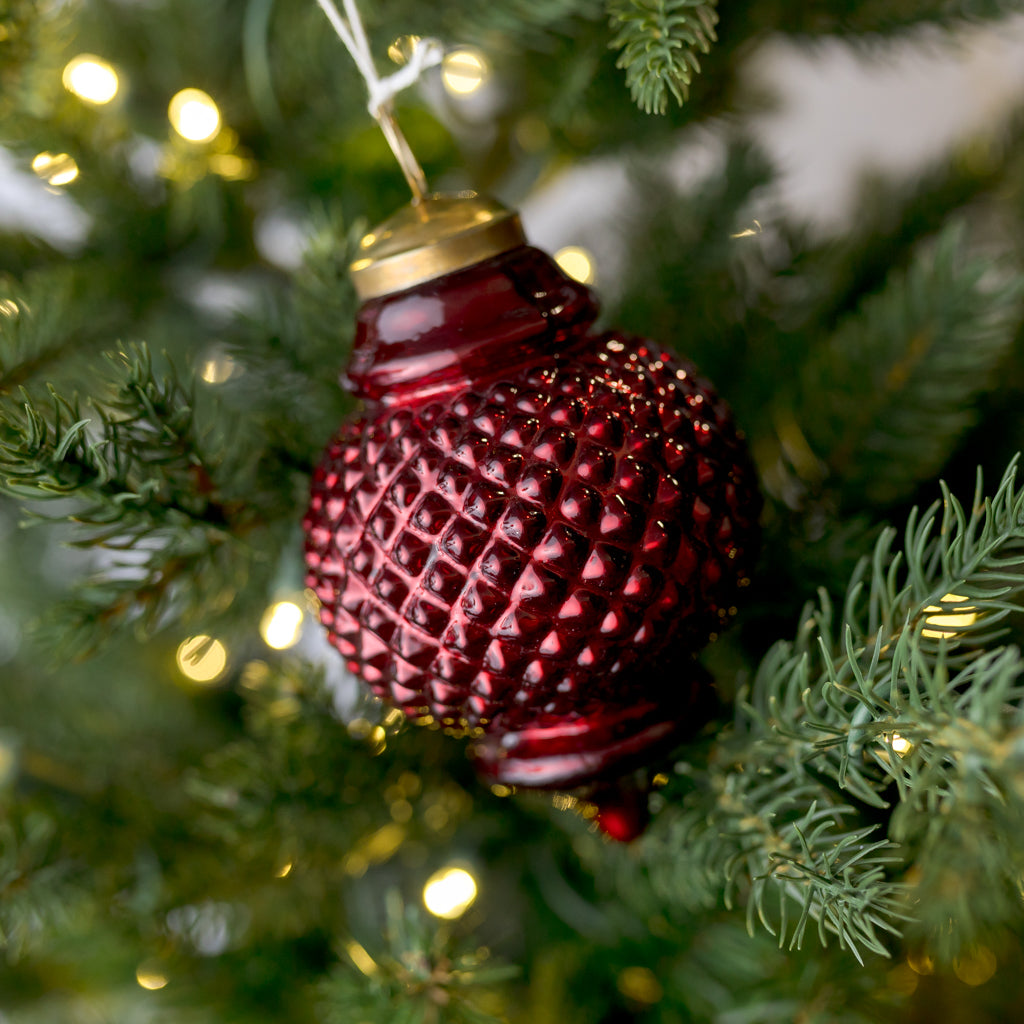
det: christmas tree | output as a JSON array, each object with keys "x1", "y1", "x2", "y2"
[{"x1": 3, "y1": 0, "x2": 1024, "y2": 1020}]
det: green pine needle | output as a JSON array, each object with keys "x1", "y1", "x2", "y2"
[
  {"x1": 607, "y1": 0, "x2": 718, "y2": 114},
  {"x1": 793, "y1": 223, "x2": 1024, "y2": 507}
]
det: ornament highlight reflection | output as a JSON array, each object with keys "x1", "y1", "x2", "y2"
[
  {"x1": 554, "y1": 245, "x2": 596, "y2": 285},
  {"x1": 168, "y1": 89, "x2": 221, "y2": 143},
  {"x1": 32, "y1": 152, "x2": 79, "y2": 186},
  {"x1": 441, "y1": 48, "x2": 488, "y2": 95},
  {"x1": 423, "y1": 866, "x2": 478, "y2": 919},
  {"x1": 63, "y1": 55, "x2": 119, "y2": 104},
  {"x1": 176, "y1": 635, "x2": 228, "y2": 684},
  {"x1": 260, "y1": 601, "x2": 304, "y2": 650}
]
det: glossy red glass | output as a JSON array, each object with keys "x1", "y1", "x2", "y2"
[{"x1": 304, "y1": 245, "x2": 760, "y2": 797}]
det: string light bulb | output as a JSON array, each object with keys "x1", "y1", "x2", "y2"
[
  {"x1": 554, "y1": 245, "x2": 596, "y2": 285},
  {"x1": 423, "y1": 866, "x2": 478, "y2": 919},
  {"x1": 260, "y1": 600, "x2": 304, "y2": 650},
  {"x1": 441, "y1": 48, "x2": 488, "y2": 95},
  {"x1": 32, "y1": 152, "x2": 79, "y2": 186},
  {"x1": 176, "y1": 634, "x2": 228, "y2": 684},
  {"x1": 63, "y1": 55, "x2": 119, "y2": 105},
  {"x1": 168, "y1": 89, "x2": 221, "y2": 143}
]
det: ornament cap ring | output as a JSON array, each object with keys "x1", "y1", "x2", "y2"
[{"x1": 350, "y1": 192, "x2": 526, "y2": 301}]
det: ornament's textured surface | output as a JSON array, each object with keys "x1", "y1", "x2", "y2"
[{"x1": 304, "y1": 245, "x2": 760, "y2": 787}]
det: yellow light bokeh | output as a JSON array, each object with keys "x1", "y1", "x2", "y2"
[
  {"x1": 617, "y1": 966, "x2": 664, "y2": 1006},
  {"x1": 922, "y1": 593, "x2": 978, "y2": 638},
  {"x1": 388, "y1": 34, "x2": 421, "y2": 66},
  {"x1": 954, "y1": 946, "x2": 997, "y2": 987},
  {"x1": 423, "y1": 866, "x2": 478, "y2": 919},
  {"x1": 176, "y1": 634, "x2": 228, "y2": 684},
  {"x1": 32, "y1": 152, "x2": 79, "y2": 186},
  {"x1": 907, "y1": 951, "x2": 934, "y2": 976},
  {"x1": 554, "y1": 245, "x2": 596, "y2": 285},
  {"x1": 260, "y1": 601, "x2": 304, "y2": 650},
  {"x1": 731, "y1": 219, "x2": 763, "y2": 239},
  {"x1": 208, "y1": 152, "x2": 255, "y2": 181},
  {"x1": 346, "y1": 939, "x2": 378, "y2": 977},
  {"x1": 168, "y1": 88, "x2": 221, "y2": 143},
  {"x1": 63, "y1": 55, "x2": 119, "y2": 105},
  {"x1": 200, "y1": 351, "x2": 237, "y2": 384},
  {"x1": 890, "y1": 733, "x2": 913, "y2": 756},
  {"x1": 441, "y1": 48, "x2": 488, "y2": 95},
  {"x1": 0, "y1": 741, "x2": 18, "y2": 786},
  {"x1": 136, "y1": 964, "x2": 168, "y2": 991},
  {"x1": 275, "y1": 861, "x2": 293, "y2": 878}
]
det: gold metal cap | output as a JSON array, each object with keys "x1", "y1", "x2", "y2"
[{"x1": 350, "y1": 192, "x2": 526, "y2": 301}]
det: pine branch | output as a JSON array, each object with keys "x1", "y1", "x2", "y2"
[
  {"x1": 792, "y1": 223, "x2": 1024, "y2": 507},
  {"x1": 439, "y1": 0, "x2": 606, "y2": 47},
  {"x1": 0, "y1": 345, "x2": 267, "y2": 653},
  {"x1": 732, "y1": 457, "x2": 1024, "y2": 954},
  {"x1": 0, "y1": 812, "x2": 84, "y2": 963},
  {"x1": 315, "y1": 893, "x2": 516, "y2": 1024},
  {"x1": 0, "y1": 268, "x2": 119, "y2": 395},
  {"x1": 612, "y1": 458, "x2": 1024, "y2": 961},
  {"x1": 221, "y1": 206, "x2": 358, "y2": 468},
  {"x1": 607, "y1": 0, "x2": 718, "y2": 114}
]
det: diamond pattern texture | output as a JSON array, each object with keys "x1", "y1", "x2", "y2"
[{"x1": 305, "y1": 333, "x2": 760, "y2": 736}]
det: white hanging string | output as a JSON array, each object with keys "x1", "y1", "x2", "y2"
[{"x1": 315, "y1": 0, "x2": 443, "y2": 200}]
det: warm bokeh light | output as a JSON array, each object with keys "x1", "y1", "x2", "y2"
[
  {"x1": 200, "y1": 350, "x2": 237, "y2": 384},
  {"x1": 176, "y1": 634, "x2": 228, "y2": 684},
  {"x1": 32, "y1": 152, "x2": 79, "y2": 186},
  {"x1": 954, "y1": 947, "x2": 998, "y2": 987},
  {"x1": 136, "y1": 964, "x2": 168, "y2": 990},
  {"x1": 168, "y1": 88, "x2": 221, "y2": 143},
  {"x1": 731, "y1": 219, "x2": 763, "y2": 239},
  {"x1": 441, "y1": 48, "x2": 488, "y2": 95},
  {"x1": 554, "y1": 245, "x2": 596, "y2": 285},
  {"x1": 388, "y1": 34, "x2": 421, "y2": 65},
  {"x1": 346, "y1": 939, "x2": 378, "y2": 977},
  {"x1": 0, "y1": 299, "x2": 19, "y2": 317},
  {"x1": 890, "y1": 733, "x2": 912, "y2": 755},
  {"x1": 0, "y1": 740, "x2": 17, "y2": 786},
  {"x1": 63, "y1": 55, "x2": 119, "y2": 104},
  {"x1": 260, "y1": 601, "x2": 304, "y2": 650},
  {"x1": 275, "y1": 861, "x2": 293, "y2": 878},
  {"x1": 922, "y1": 593, "x2": 978, "y2": 638},
  {"x1": 907, "y1": 950, "x2": 934, "y2": 976},
  {"x1": 423, "y1": 866, "x2": 478, "y2": 919},
  {"x1": 208, "y1": 152, "x2": 255, "y2": 181},
  {"x1": 617, "y1": 966, "x2": 664, "y2": 1006}
]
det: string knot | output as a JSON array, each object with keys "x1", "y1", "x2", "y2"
[
  {"x1": 366, "y1": 38, "x2": 444, "y2": 119},
  {"x1": 316, "y1": 0, "x2": 440, "y2": 198}
]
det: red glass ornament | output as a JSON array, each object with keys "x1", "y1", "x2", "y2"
[{"x1": 304, "y1": 241, "x2": 760, "y2": 815}]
